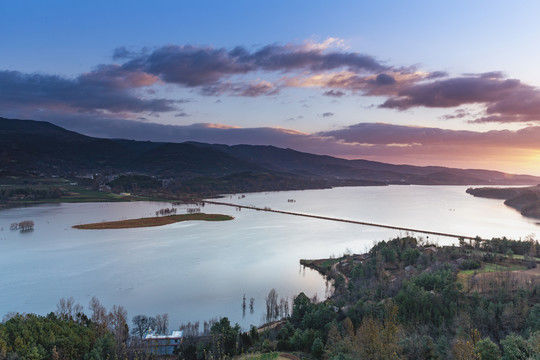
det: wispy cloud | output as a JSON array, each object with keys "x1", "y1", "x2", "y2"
[
  {"x1": 323, "y1": 89, "x2": 346, "y2": 97},
  {"x1": 317, "y1": 122, "x2": 540, "y2": 149}
]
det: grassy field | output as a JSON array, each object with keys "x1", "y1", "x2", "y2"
[
  {"x1": 459, "y1": 262, "x2": 527, "y2": 276},
  {"x1": 0, "y1": 176, "x2": 172, "y2": 206},
  {"x1": 73, "y1": 213, "x2": 234, "y2": 229},
  {"x1": 300, "y1": 257, "x2": 343, "y2": 272},
  {"x1": 511, "y1": 253, "x2": 540, "y2": 262},
  {"x1": 457, "y1": 262, "x2": 530, "y2": 292}
]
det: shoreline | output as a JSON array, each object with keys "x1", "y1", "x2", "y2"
[{"x1": 466, "y1": 185, "x2": 540, "y2": 220}]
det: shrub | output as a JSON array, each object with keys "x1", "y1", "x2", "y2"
[
  {"x1": 459, "y1": 259, "x2": 481, "y2": 270},
  {"x1": 401, "y1": 248, "x2": 421, "y2": 266}
]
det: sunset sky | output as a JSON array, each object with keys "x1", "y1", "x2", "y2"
[{"x1": 2, "y1": 1, "x2": 540, "y2": 175}]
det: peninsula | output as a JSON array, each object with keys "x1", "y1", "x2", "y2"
[{"x1": 466, "y1": 185, "x2": 540, "y2": 219}]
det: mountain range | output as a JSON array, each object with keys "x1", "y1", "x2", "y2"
[{"x1": 2, "y1": 117, "x2": 539, "y2": 191}]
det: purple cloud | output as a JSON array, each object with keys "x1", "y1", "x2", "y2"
[
  {"x1": 0, "y1": 68, "x2": 177, "y2": 114},
  {"x1": 317, "y1": 122, "x2": 540, "y2": 149},
  {"x1": 4, "y1": 39, "x2": 540, "y2": 124},
  {"x1": 371, "y1": 73, "x2": 396, "y2": 85},
  {"x1": 380, "y1": 76, "x2": 522, "y2": 109},
  {"x1": 118, "y1": 42, "x2": 387, "y2": 90},
  {"x1": 379, "y1": 73, "x2": 540, "y2": 123}
]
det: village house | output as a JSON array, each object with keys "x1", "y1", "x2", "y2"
[{"x1": 143, "y1": 329, "x2": 183, "y2": 356}]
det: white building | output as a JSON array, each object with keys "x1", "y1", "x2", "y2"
[{"x1": 143, "y1": 329, "x2": 183, "y2": 356}]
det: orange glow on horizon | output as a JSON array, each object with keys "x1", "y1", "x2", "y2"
[{"x1": 204, "y1": 123, "x2": 241, "y2": 129}]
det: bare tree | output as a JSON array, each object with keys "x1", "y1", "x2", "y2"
[
  {"x1": 89, "y1": 296, "x2": 110, "y2": 337},
  {"x1": 109, "y1": 305, "x2": 129, "y2": 341},
  {"x1": 250, "y1": 297, "x2": 255, "y2": 314},
  {"x1": 179, "y1": 321, "x2": 200, "y2": 337},
  {"x1": 279, "y1": 297, "x2": 290, "y2": 318},
  {"x1": 18, "y1": 220, "x2": 34, "y2": 231},
  {"x1": 203, "y1": 318, "x2": 218, "y2": 335},
  {"x1": 109, "y1": 305, "x2": 129, "y2": 358},
  {"x1": 155, "y1": 313, "x2": 169, "y2": 334},
  {"x1": 265, "y1": 288, "x2": 279, "y2": 322},
  {"x1": 131, "y1": 315, "x2": 156, "y2": 340},
  {"x1": 2, "y1": 312, "x2": 17, "y2": 322},
  {"x1": 56, "y1": 297, "x2": 83, "y2": 320}
]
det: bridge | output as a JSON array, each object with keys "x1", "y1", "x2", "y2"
[{"x1": 199, "y1": 199, "x2": 483, "y2": 242}]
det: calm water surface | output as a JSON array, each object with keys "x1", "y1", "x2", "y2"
[{"x1": 0, "y1": 185, "x2": 537, "y2": 329}]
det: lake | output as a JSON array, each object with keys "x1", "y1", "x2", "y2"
[{"x1": 0, "y1": 185, "x2": 538, "y2": 330}]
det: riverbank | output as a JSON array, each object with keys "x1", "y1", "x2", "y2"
[
  {"x1": 73, "y1": 213, "x2": 234, "y2": 229},
  {"x1": 0, "y1": 176, "x2": 179, "y2": 209},
  {"x1": 466, "y1": 185, "x2": 540, "y2": 219}
]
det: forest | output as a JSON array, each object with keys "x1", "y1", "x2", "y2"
[{"x1": 1, "y1": 236, "x2": 539, "y2": 359}]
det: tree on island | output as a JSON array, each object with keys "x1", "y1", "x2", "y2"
[{"x1": 10, "y1": 220, "x2": 35, "y2": 231}]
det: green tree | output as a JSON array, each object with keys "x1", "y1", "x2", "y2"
[
  {"x1": 475, "y1": 337, "x2": 501, "y2": 360},
  {"x1": 311, "y1": 337, "x2": 324, "y2": 359},
  {"x1": 290, "y1": 292, "x2": 312, "y2": 327},
  {"x1": 501, "y1": 333, "x2": 529, "y2": 360},
  {"x1": 209, "y1": 317, "x2": 241, "y2": 357}
]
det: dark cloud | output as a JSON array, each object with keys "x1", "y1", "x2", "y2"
[
  {"x1": 112, "y1": 46, "x2": 132, "y2": 60},
  {"x1": 322, "y1": 112, "x2": 334, "y2": 117},
  {"x1": 381, "y1": 76, "x2": 519, "y2": 109},
  {"x1": 5, "y1": 39, "x2": 540, "y2": 124},
  {"x1": 372, "y1": 73, "x2": 396, "y2": 85},
  {"x1": 175, "y1": 112, "x2": 189, "y2": 117},
  {"x1": 380, "y1": 76, "x2": 515, "y2": 105},
  {"x1": 119, "y1": 43, "x2": 387, "y2": 89},
  {"x1": 378, "y1": 73, "x2": 540, "y2": 123},
  {"x1": 426, "y1": 71, "x2": 448, "y2": 79},
  {"x1": 323, "y1": 90, "x2": 346, "y2": 97},
  {"x1": 0, "y1": 69, "x2": 177, "y2": 114},
  {"x1": 123, "y1": 45, "x2": 253, "y2": 87}
]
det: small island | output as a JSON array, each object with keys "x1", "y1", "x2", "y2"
[
  {"x1": 466, "y1": 185, "x2": 540, "y2": 219},
  {"x1": 73, "y1": 213, "x2": 234, "y2": 229}
]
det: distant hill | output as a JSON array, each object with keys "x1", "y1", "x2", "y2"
[
  {"x1": 2, "y1": 117, "x2": 540, "y2": 192},
  {"x1": 187, "y1": 142, "x2": 540, "y2": 185}
]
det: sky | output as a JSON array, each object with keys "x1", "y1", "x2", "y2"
[{"x1": 2, "y1": 0, "x2": 540, "y2": 175}]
